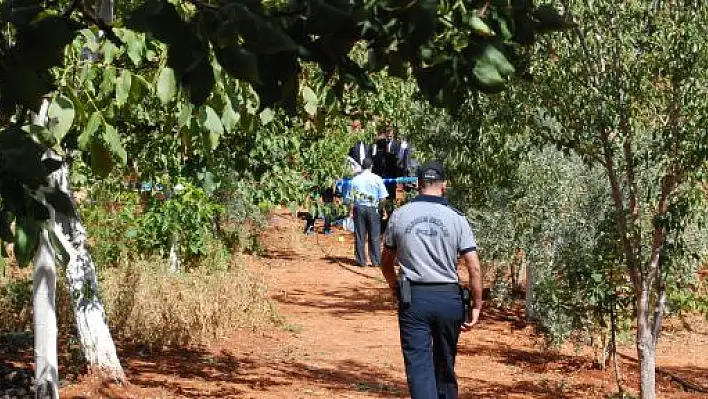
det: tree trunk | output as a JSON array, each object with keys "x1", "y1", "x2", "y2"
[
  {"x1": 51, "y1": 163, "x2": 126, "y2": 382},
  {"x1": 168, "y1": 235, "x2": 180, "y2": 273},
  {"x1": 95, "y1": 0, "x2": 113, "y2": 23},
  {"x1": 525, "y1": 261, "x2": 535, "y2": 320},
  {"x1": 33, "y1": 228, "x2": 59, "y2": 399},
  {"x1": 638, "y1": 331, "x2": 656, "y2": 399},
  {"x1": 30, "y1": 99, "x2": 60, "y2": 398},
  {"x1": 636, "y1": 288, "x2": 656, "y2": 399},
  {"x1": 611, "y1": 299, "x2": 623, "y2": 395}
]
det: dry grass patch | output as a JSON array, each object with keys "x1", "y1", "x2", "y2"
[{"x1": 101, "y1": 257, "x2": 279, "y2": 349}]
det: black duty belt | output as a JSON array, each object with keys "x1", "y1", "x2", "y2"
[
  {"x1": 409, "y1": 282, "x2": 460, "y2": 292},
  {"x1": 398, "y1": 278, "x2": 460, "y2": 307}
]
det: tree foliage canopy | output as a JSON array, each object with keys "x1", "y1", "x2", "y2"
[
  {"x1": 0, "y1": 0, "x2": 571, "y2": 266},
  {"x1": 1, "y1": 0, "x2": 571, "y2": 114}
]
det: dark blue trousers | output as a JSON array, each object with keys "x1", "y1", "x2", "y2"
[
  {"x1": 399, "y1": 287, "x2": 464, "y2": 399},
  {"x1": 353, "y1": 205, "x2": 380, "y2": 266}
]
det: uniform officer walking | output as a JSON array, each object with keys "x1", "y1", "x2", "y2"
[
  {"x1": 348, "y1": 157, "x2": 388, "y2": 267},
  {"x1": 380, "y1": 160, "x2": 483, "y2": 399}
]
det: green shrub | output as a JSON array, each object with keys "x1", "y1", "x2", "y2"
[
  {"x1": 81, "y1": 181, "x2": 234, "y2": 270},
  {"x1": 80, "y1": 190, "x2": 141, "y2": 270},
  {"x1": 137, "y1": 181, "x2": 225, "y2": 267},
  {"x1": 214, "y1": 178, "x2": 269, "y2": 255},
  {"x1": 489, "y1": 266, "x2": 513, "y2": 308},
  {"x1": 0, "y1": 278, "x2": 33, "y2": 332},
  {"x1": 0, "y1": 271, "x2": 75, "y2": 336}
]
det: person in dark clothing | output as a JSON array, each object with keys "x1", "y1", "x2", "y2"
[
  {"x1": 396, "y1": 135, "x2": 414, "y2": 177},
  {"x1": 304, "y1": 186, "x2": 336, "y2": 235},
  {"x1": 371, "y1": 129, "x2": 388, "y2": 177},
  {"x1": 348, "y1": 140, "x2": 371, "y2": 173},
  {"x1": 382, "y1": 125, "x2": 400, "y2": 197}
]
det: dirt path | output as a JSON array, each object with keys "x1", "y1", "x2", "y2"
[{"x1": 57, "y1": 213, "x2": 708, "y2": 398}]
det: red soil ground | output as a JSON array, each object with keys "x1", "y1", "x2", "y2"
[{"x1": 7, "y1": 212, "x2": 708, "y2": 398}]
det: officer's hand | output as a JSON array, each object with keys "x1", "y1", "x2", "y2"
[
  {"x1": 389, "y1": 288, "x2": 399, "y2": 306},
  {"x1": 460, "y1": 309, "x2": 481, "y2": 332}
]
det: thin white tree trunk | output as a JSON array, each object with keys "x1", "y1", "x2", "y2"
[
  {"x1": 638, "y1": 328, "x2": 657, "y2": 398},
  {"x1": 33, "y1": 228, "x2": 59, "y2": 399},
  {"x1": 168, "y1": 236, "x2": 180, "y2": 273},
  {"x1": 32, "y1": 98, "x2": 125, "y2": 383},
  {"x1": 525, "y1": 262, "x2": 535, "y2": 320},
  {"x1": 30, "y1": 99, "x2": 59, "y2": 399},
  {"x1": 50, "y1": 163, "x2": 126, "y2": 382},
  {"x1": 636, "y1": 286, "x2": 657, "y2": 399}
]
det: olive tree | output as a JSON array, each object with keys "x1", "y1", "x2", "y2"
[{"x1": 523, "y1": 1, "x2": 708, "y2": 397}]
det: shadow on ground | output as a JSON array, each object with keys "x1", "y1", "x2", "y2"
[
  {"x1": 103, "y1": 346, "x2": 405, "y2": 398},
  {"x1": 459, "y1": 344, "x2": 593, "y2": 374},
  {"x1": 260, "y1": 249, "x2": 304, "y2": 261},
  {"x1": 273, "y1": 286, "x2": 395, "y2": 317},
  {"x1": 458, "y1": 378, "x2": 602, "y2": 399},
  {"x1": 323, "y1": 254, "x2": 388, "y2": 282}
]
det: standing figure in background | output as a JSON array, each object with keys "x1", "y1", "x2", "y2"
[
  {"x1": 347, "y1": 120, "x2": 369, "y2": 175},
  {"x1": 383, "y1": 125, "x2": 400, "y2": 197},
  {"x1": 396, "y1": 135, "x2": 414, "y2": 177},
  {"x1": 348, "y1": 140, "x2": 370, "y2": 174},
  {"x1": 371, "y1": 127, "x2": 388, "y2": 177},
  {"x1": 304, "y1": 186, "x2": 335, "y2": 235},
  {"x1": 348, "y1": 158, "x2": 388, "y2": 267}
]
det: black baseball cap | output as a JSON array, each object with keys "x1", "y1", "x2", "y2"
[{"x1": 418, "y1": 160, "x2": 446, "y2": 181}]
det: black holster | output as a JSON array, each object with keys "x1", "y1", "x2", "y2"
[
  {"x1": 461, "y1": 286, "x2": 472, "y2": 323},
  {"x1": 398, "y1": 276, "x2": 411, "y2": 308}
]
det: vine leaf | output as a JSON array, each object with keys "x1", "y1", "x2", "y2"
[
  {"x1": 45, "y1": 189, "x2": 76, "y2": 217},
  {"x1": 0, "y1": 126, "x2": 48, "y2": 188},
  {"x1": 183, "y1": 57, "x2": 215, "y2": 106},
  {"x1": 213, "y1": 45, "x2": 260, "y2": 84},
  {"x1": 0, "y1": 212, "x2": 12, "y2": 242},
  {"x1": 90, "y1": 138, "x2": 115, "y2": 178},
  {"x1": 14, "y1": 216, "x2": 40, "y2": 268},
  {"x1": 78, "y1": 111, "x2": 102, "y2": 151},
  {"x1": 47, "y1": 95, "x2": 75, "y2": 144},
  {"x1": 302, "y1": 86, "x2": 318, "y2": 116},
  {"x1": 103, "y1": 122, "x2": 127, "y2": 165},
  {"x1": 201, "y1": 105, "x2": 223, "y2": 151},
  {"x1": 157, "y1": 67, "x2": 177, "y2": 105},
  {"x1": 259, "y1": 108, "x2": 275, "y2": 125},
  {"x1": 221, "y1": 103, "x2": 240, "y2": 132},
  {"x1": 177, "y1": 103, "x2": 193, "y2": 129},
  {"x1": 115, "y1": 70, "x2": 132, "y2": 108}
]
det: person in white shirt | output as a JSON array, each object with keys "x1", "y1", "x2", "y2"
[{"x1": 347, "y1": 158, "x2": 388, "y2": 267}]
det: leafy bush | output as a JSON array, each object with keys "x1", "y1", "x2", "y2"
[
  {"x1": 137, "y1": 181, "x2": 225, "y2": 267},
  {"x1": 80, "y1": 189, "x2": 141, "y2": 270},
  {"x1": 0, "y1": 278, "x2": 33, "y2": 332},
  {"x1": 489, "y1": 267, "x2": 514, "y2": 308},
  {"x1": 213, "y1": 178, "x2": 269, "y2": 254},
  {"x1": 81, "y1": 180, "x2": 234, "y2": 270},
  {"x1": 0, "y1": 271, "x2": 75, "y2": 336}
]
